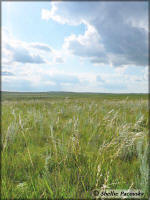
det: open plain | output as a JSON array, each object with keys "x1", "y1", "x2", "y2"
[{"x1": 1, "y1": 92, "x2": 149, "y2": 198}]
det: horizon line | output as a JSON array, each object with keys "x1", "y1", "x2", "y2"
[{"x1": 1, "y1": 90, "x2": 149, "y2": 95}]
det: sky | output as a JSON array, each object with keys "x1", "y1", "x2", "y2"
[{"x1": 2, "y1": 1, "x2": 149, "y2": 93}]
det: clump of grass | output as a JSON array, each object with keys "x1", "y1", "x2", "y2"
[{"x1": 136, "y1": 139, "x2": 149, "y2": 196}]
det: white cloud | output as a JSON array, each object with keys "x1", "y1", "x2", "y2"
[
  {"x1": 41, "y1": 2, "x2": 84, "y2": 25},
  {"x1": 2, "y1": 28, "x2": 52, "y2": 65},
  {"x1": 30, "y1": 43, "x2": 51, "y2": 52},
  {"x1": 143, "y1": 66, "x2": 148, "y2": 81},
  {"x1": 42, "y1": 2, "x2": 148, "y2": 67},
  {"x1": 63, "y1": 22, "x2": 107, "y2": 64},
  {"x1": 114, "y1": 65, "x2": 129, "y2": 75}
]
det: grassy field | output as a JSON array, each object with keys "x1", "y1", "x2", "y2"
[{"x1": 1, "y1": 92, "x2": 149, "y2": 199}]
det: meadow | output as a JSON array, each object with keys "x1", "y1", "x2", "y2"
[{"x1": 1, "y1": 92, "x2": 149, "y2": 199}]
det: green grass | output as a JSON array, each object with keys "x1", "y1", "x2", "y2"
[{"x1": 1, "y1": 92, "x2": 149, "y2": 199}]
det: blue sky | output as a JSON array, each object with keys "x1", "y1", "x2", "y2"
[{"x1": 2, "y1": 2, "x2": 148, "y2": 93}]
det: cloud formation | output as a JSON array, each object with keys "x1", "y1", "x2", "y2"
[
  {"x1": 12, "y1": 46, "x2": 45, "y2": 64},
  {"x1": 30, "y1": 43, "x2": 51, "y2": 52},
  {"x1": 42, "y1": 2, "x2": 148, "y2": 67},
  {"x1": 2, "y1": 71, "x2": 14, "y2": 76},
  {"x1": 2, "y1": 29, "x2": 50, "y2": 65}
]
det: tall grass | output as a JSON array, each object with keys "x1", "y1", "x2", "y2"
[{"x1": 1, "y1": 95, "x2": 149, "y2": 199}]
